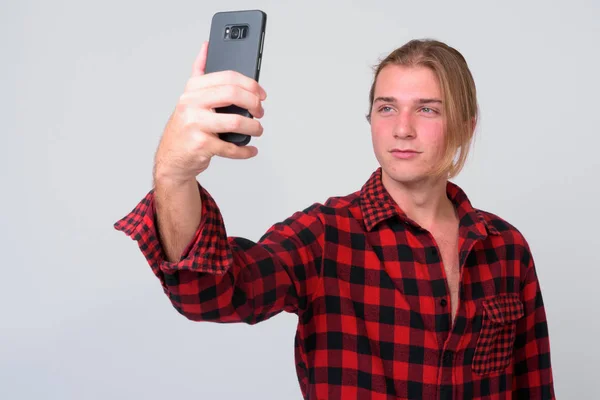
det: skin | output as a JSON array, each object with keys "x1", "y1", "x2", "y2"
[{"x1": 369, "y1": 64, "x2": 466, "y2": 322}]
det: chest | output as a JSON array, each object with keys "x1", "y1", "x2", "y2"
[
  {"x1": 431, "y1": 228, "x2": 461, "y2": 317},
  {"x1": 434, "y1": 232, "x2": 460, "y2": 274}
]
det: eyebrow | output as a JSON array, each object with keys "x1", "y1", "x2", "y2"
[{"x1": 373, "y1": 96, "x2": 443, "y2": 105}]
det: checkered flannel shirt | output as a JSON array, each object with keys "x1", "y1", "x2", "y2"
[{"x1": 114, "y1": 167, "x2": 555, "y2": 399}]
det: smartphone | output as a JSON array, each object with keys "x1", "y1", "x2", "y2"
[{"x1": 205, "y1": 10, "x2": 267, "y2": 146}]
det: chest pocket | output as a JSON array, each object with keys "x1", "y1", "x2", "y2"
[{"x1": 472, "y1": 293, "x2": 524, "y2": 376}]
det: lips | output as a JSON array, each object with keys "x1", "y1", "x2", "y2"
[
  {"x1": 390, "y1": 149, "x2": 421, "y2": 159},
  {"x1": 391, "y1": 149, "x2": 420, "y2": 154}
]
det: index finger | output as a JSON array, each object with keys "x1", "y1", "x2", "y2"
[
  {"x1": 191, "y1": 41, "x2": 209, "y2": 77},
  {"x1": 185, "y1": 69, "x2": 267, "y2": 100}
]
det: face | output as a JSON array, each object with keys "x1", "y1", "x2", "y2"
[{"x1": 369, "y1": 64, "x2": 447, "y2": 186}]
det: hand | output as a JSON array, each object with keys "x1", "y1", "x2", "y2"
[{"x1": 153, "y1": 41, "x2": 267, "y2": 185}]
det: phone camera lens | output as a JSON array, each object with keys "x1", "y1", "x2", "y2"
[{"x1": 231, "y1": 27, "x2": 240, "y2": 39}]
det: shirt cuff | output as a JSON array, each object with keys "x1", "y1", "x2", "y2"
[{"x1": 114, "y1": 181, "x2": 233, "y2": 276}]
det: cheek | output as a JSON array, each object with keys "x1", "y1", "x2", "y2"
[
  {"x1": 416, "y1": 120, "x2": 445, "y2": 152},
  {"x1": 370, "y1": 121, "x2": 391, "y2": 146}
]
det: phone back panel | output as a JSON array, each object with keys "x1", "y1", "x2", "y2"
[
  {"x1": 205, "y1": 10, "x2": 266, "y2": 145},
  {"x1": 205, "y1": 10, "x2": 266, "y2": 80}
]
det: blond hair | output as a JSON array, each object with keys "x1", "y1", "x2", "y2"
[{"x1": 367, "y1": 39, "x2": 479, "y2": 179}]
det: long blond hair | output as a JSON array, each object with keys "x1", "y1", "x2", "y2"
[{"x1": 367, "y1": 39, "x2": 479, "y2": 179}]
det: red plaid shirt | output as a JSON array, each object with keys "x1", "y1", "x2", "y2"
[{"x1": 114, "y1": 167, "x2": 555, "y2": 399}]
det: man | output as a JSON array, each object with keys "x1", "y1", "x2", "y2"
[{"x1": 114, "y1": 38, "x2": 555, "y2": 399}]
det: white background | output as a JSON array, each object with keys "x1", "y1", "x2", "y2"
[{"x1": 2, "y1": 0, "x2": 599, "y2": 398}]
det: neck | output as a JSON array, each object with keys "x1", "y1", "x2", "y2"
[{"x1": 381, "y1": 171, "x2": 457, "y2": 230}]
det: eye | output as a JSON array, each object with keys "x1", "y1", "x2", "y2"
[
  {"x1": 420, "y1": 107, "x2": 438, "y2": 114},
  {"x1": 378, "y1": 106, "x2": 394, "y2": 113}
]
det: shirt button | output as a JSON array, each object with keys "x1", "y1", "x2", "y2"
[{"x1": 440, "y1": 298, "x2": 448, "y2": 307}]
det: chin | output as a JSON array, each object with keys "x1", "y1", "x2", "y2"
[{"x1": 381, "y1": 164, "x2": 429, "y2": 186}]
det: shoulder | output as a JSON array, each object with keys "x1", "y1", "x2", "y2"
[
  {"x1": 476, "y1": 208, "x2": 535, "y2": 265},
  {"x1": 292, "y1": 190, "x2": 361, "y2": 218},
  {"x1": 272, "y1": 190, "x2": 360, "y2": 228},
  {"x1": 280, "y1": 191, "x2": 362, "y2": 233},
  {"x1": 259, "y1": 191, "x2": 360, "y2": 247},
  {"x1": 322, "y1": 190, "x2": 361, "y2": 213},
  {"x1": 479, "y1": 209, "x2": 520, "y2": 233}
]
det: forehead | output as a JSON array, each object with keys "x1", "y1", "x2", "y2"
[{"x1": 374, "y1": 65, "x2": 442, "y2": 99}]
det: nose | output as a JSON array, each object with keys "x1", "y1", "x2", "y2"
[{"x1": 393, "y1": 110, "x2": 416, "y2": 139}]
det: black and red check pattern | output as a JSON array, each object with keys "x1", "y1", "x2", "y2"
[{"x1": 114, "y1": 167, "x2": 555, "y2": 399}]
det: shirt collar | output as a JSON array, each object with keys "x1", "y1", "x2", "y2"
[{"x1": 359, "y1": 167, "x2": 499, "y2": 238}]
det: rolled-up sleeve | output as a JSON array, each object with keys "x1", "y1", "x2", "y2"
[{"x1": 114, "y1": 182, "x2": 325, "y2": 324}]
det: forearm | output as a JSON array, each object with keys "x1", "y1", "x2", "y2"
[
  {"x1": 115, "y1": 180, "x2": 325, "y2": 324},
  {"x1": 153, "y1": 176, "x2": 202, "y2": 263}
]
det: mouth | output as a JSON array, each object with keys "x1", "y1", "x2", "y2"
[
  {"x1": 390, "y1": 149, "x2": 421, "y2": 159},
  {"x1": 391, "y1": 149, "x2": 420, "y2": 153}
]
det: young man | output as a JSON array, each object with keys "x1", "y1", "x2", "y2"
[{"x1": 114, "y1": 39, "x2": 555, "y2": 399}]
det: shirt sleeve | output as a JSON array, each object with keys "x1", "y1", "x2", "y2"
[
  {"x1": 113, "y1": 181, "x2": 325, "y2": 324},
  {"x1": 512, "y1": 246, "x2": 556, "y2": 399}
]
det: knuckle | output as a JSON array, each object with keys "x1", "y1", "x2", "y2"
[
  {"x1": 227, "y1": 115, "x2": 242, "y2": 131},
  {"x1": 184, "y1": 77, "x2": 198, "y2": 92},
  {"x1": 221, "y1": 84, "x2": 237, "y2": 99},
  {"x1": 180, "y1": 106, "x2": 195, "y2": 126},
  {"x1": 224, "y1": 70, "x2": 238, "y2": 81},
  {"x1": 202, "y1": 86, "x2": 218, "y2": 103},
  {"x1": 230, "y1": 145, "x2": 241, "y2": 157},
  {"x1": 176, "y1": 92, "x2": 189, "y2": 108},
  {"x1": 192, "y1": 132, "x2": 211, "y2": 150},
  {"x1": 178, "y1": 93, "x2": 191, "y2": 107},
  {"x1": 175, "y1": 101, "x2": 187, "y2": 115},
  {"x1": 224, "y1": 144, "x2": 238, "y2": 157}
]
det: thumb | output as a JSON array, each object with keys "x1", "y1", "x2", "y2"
[{"x1": 191, "y1": 41, "x2": 209, "y2": 77}]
